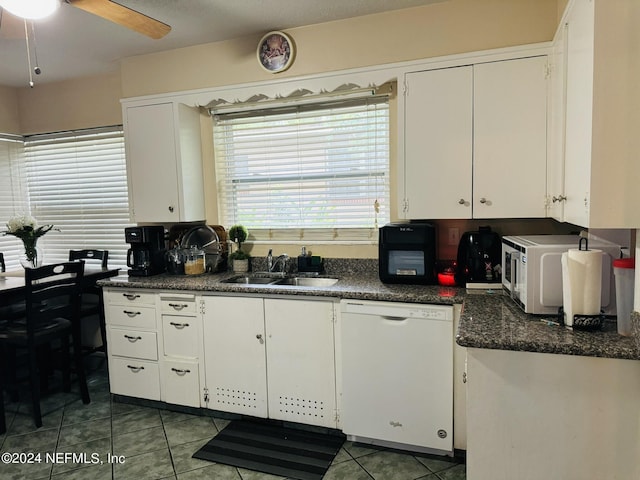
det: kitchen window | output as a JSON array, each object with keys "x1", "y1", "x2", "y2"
[
  {"x1": 212, "y1": 92, "x2": 390, "y2": 242},
  {"x1": 0, "y1": 127, "x2": 132, "y2": 270}
]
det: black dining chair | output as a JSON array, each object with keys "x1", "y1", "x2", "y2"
[
  {"x1": 68, "y1": 250, "x2": 109, "y2": 357},
  {"x1": 0, "y1": 261, "x2": 90, "y2": 428},
  {"x1": 0, "y1": 252, "x2": 26, "y2": 320}
]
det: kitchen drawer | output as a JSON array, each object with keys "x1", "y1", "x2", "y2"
[
  {"x1": 105, "y1": 304, "x2": 156, "y2": 329},
  {"x1": 162, "y1": 315, "x2": 199, "y2": 358},
  {"x1": 162, "y1": 359, "x2": 200, "y2": 408},
  {"x1": 109, "y1": 328, "x2": 158, "y2": 360},
  {"x1": 104, "y1": 290, "x2": 156, "y2": 307},
  {"x1": 160, "y1": 295, "x2": 197, "y2": 315},
  {"x1": 109, "y1": 357, "x2": 160, "y2": 401}
]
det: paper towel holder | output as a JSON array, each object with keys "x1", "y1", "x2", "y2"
[
  {"x1": 557, "y1": 306, "x2": 605, "y2": 330},
  {"x1": 579, "y1": 237, "x2": 589, "y2": 251}
]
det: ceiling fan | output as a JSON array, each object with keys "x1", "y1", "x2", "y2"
[{"x1": 0, "y1": 0, "x2": 171, "y2": 39}]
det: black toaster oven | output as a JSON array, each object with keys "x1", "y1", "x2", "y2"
[{"x1": 378, "y1": 222, "x2": 436, "y2": 284}]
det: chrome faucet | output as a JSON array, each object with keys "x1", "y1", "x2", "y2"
[{"x1": 267, "y1": 249, "x2": 289, "y2": 274}]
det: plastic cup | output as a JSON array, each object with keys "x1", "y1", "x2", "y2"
[{"x1": 613, "y1": 258, "x2": 635, "y2": 336}]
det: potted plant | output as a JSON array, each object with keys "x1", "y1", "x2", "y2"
[{"x1": 228, "y1": 224, "x2": 250, "y2": 273}]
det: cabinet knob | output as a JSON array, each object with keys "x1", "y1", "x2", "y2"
[
  {"x1": 168, "y1": 206, "x2": 174, "y2": 213},
  {"x1": 552, "y1": 195, "x2": 567, "y2": 203},
  {"x1": 458, "y1": 198, "x2": 466, "y2": 205},
  {"x1": 479, "y1": 197, "x2": 487, "y2": 204},
  {"x1": 256, "y1": 334, "x2": 264, "y2": 344}
]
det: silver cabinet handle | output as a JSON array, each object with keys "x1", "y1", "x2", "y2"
[
  {"x1": 256, "y1": 334, "x2": 264, "y2": 344},
  {"x1": 458, "y1": 198, "x2": 466, "y2": 205},
  {"x1": 389, "y1": 421, "x2": 403, "y2": 427},
  {"x1": 124, "y1": 335, "x2": 142, "y2": 342},
  {"x1": 479, "y1": 197, "x2": 487, "y2": 204},
  {"x1": 127, "y1": 365, "x2": 144, "y2": 372},
  {"x1": 168, "y1": 206, "x2": 174, "y2": 212},
  {"x1": 168, "y1": 303, "x2": 188, "y2": 310},
  {"x1": 123, "y1": 293, "x2": 140, "y2": 301},
  {"x1": 123, "y1": 310, "x2": 141, "y2": 317},
  {"x1": 169, "y1": 322, "x2": 190, "y2": 329},
  {"x1": 171, "y1": 367, "x2": 191, "y2": 376}
]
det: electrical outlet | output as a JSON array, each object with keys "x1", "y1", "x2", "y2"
[{"x1": 448, "y1": 227, "x2": 460, "y2": 246}]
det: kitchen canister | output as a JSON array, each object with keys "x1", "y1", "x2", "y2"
[
  {"x1": 613, "y1": 257, "x2": 635, "y2": 336},
  {"x1": 561, "y1": 238, "x2": 603, "y2": 328}
]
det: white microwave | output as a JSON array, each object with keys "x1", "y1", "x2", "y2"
[{"x1": 501, "y1": 235, "x2": 620, "y2": 315}]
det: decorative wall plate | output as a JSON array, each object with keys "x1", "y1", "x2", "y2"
[{"x1": 257, "y1": 31, "x2": 295, "y2": 73}]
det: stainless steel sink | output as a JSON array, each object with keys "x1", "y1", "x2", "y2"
[
  {"x1": 273, "y1": 277, "x2": 339, "y2": 287},
  {"x1": 221, "y1": 275, "x2": 278, "y2": 285}
]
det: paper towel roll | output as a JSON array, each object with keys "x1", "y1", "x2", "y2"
[{"x1": 561, "y1": 248, "x2": 603, "y2": 327}]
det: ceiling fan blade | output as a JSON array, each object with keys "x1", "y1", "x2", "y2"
[{"x1": 68, "y1": 0, "x2": 171, "y2": 39}]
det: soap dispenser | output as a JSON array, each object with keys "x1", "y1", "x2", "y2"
[{"x1": 298, "y1": 246, "x2": 308, "y2": 271}]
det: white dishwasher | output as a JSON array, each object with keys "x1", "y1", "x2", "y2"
[{"x1": 340, "y1": 299, "x2": 453, "y2": 455}]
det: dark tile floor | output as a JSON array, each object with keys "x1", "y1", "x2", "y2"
[{"x1": 0, "y1": 357, "x2": 466, "y2": 480}]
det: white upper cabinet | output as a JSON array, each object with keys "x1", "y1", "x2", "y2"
[
  {"x1": 401, "y1": 56, "x2": 548, "y2": 219},
  {"x1": 547, "y1": 21, "x2": 568, "y2": 222},
  {"x1": 403, "y1": 66, "x2": 473, "y2": 219},
  {"x1": 552, "y1": 0, "x2": 640, "y2": 228},
  {"x1": 124, "y1": 102, "x2": 205, "y2": 223},
  {"x1": 473, "y1": 56, "x2": 548, "y2": 218}
]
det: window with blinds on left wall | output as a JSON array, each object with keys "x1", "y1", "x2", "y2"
[{"x1": 0, "y1": 126, "x2": 133, "y2": 270}]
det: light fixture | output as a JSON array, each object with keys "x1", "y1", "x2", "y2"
[{"x1": 0, "y1": 0, "x2": 60, "y2": 20}]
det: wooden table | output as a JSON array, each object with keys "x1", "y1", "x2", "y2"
[{"x1": 0, "y1": 267, "x2": 120, "y2": 303}]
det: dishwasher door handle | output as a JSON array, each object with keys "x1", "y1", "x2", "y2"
[{"x1": 381, "y1": 315, "x2": 409, "y2": 321}]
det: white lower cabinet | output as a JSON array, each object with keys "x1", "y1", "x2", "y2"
[
  {"x1": 202, "y1": 295, "x2": 338, "y2": 428},
  {"x1": 104, "y1": 289, "x2": 203, "y2": 407},
  {"x1": 202, "y1": 296, "x2": 268, "y2": 417},
  {"x1": 162, "y1": 359, "x2": 200, "y2": 408},
  {"x1": 159, "y1": 293, "x2": 202, "y2": 408},
  {"x1": 110, "y1": 358, "x2": 161, "y2": 400},
  {"x1": 104, "y1": 288, "x2": 161, "y2": 400}
]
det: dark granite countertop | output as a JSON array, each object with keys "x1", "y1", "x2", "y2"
[
  {"x1": 98, "y1": 270, "x2": 464, "y2": 306},
  {"x1": 457, "y1": 290, "x2": 640, "y2": 361},
  {"x1": 98, "y1": 258, "x2": 640, "y2": 361}
]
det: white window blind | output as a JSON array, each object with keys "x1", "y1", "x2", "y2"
[
  {"x1": 23, "y1": 127, "x2": 133, "y2": 268},
  {"x1": 0, "y1": 136, "x2": 29, "y2": 269},
  {"x1": 213, "y1": 96, "x2": 390, "y2": 242}
]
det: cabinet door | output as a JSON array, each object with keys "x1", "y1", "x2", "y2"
[
  {"x1": 547, "y1": 23, "x2": 569, "y2": 221},
  {"x1": 264, "y1": 299, "x2": 337, "y2": 428},
  {"x1": 125, "y1": 103, "x2": 181, "y2": 223},
  {"x1": 563, "y1": 0, "x2": 594, "y2": 227},
  {"x1": 202, "y1": 296, "x2": 268, "y2": 417},
  {"x1": 403, "y1": 67, "x2": 473, "y2": 219},
  {"x1": 474, "y1": 56, "x2": 548, "y2": 218},
  {"x1": 162, "y1": 359, "x2": 200, "y2": 408}
]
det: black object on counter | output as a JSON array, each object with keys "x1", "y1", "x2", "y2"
[
  {"x1": 125, "y1": 225, "x2": 166, "y2": 277},
  {"x1": 455, "y1": 225, "x2": 501, "y2": 286},
  {"x1": 378, "y1": 222, "x2": 436, "y2": 284}
]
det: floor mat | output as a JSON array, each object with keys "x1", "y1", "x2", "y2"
[{"x1": 192, "y1": 419, "x2": 346, "y2": 480}]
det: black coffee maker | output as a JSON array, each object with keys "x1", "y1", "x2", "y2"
[
  {"x1": 455, "y1": 226, "x2": 501, "y2": 286},
  {"x1": 125, "y1": 226, "x2": 166, "y2": 276}
]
